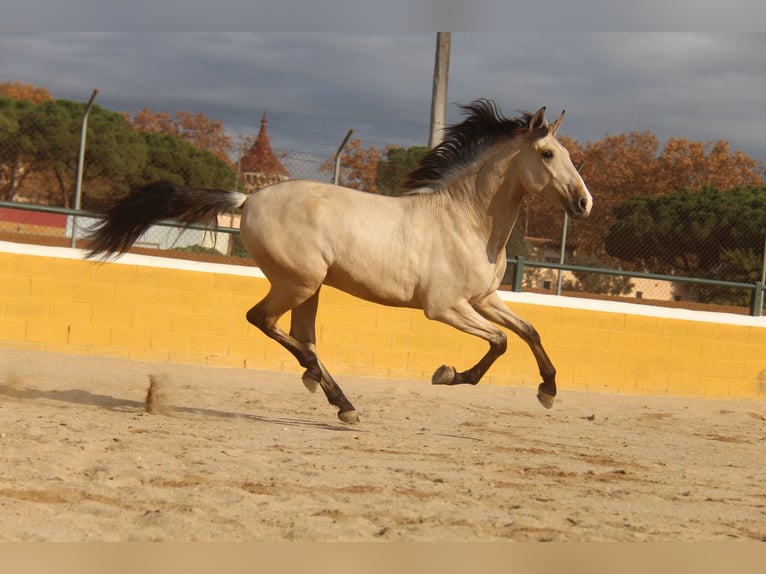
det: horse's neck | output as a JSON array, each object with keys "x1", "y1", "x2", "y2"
[{"x1": 445, "y1": 148, "x2": 525, "y2": 261}]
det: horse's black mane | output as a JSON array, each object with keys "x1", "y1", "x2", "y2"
[{"x1": 405, "y1": 99, "x2": 534, "y2": 191}]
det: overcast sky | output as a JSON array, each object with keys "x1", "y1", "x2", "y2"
[{"x1": 1, "y1": 32, "x2": 765, "y2": 165}]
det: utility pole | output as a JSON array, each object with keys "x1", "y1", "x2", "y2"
[{"x1": 428, "y1": 32, "x2": 451, "y2": 149}]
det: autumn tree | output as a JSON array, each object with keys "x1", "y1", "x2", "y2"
[
  {"x1": 523, "y1": 131, "x2": 763, "y2": 261},
  {"x1": 126, "y1": 108, "x2": 233, "y2": 162},
  {"x1": 319, "y1": 138, "x2": 382, "y2": 192},
  {"x1": 0, "y1": 81, "x2": 53, "y2": 104}
]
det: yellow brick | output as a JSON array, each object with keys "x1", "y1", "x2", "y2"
[
  {"x1": 188, "y1": 334, "x2": 229, "y2": 356},
  {"x1": 68, "y1": 324, "x2": 111, "y2": 346},
  {"x1": 152, "y1": 288, "x2": 195, "y2": 312},
  {"x1": 213, "y1": 274, "x2": 261, "y2": 295},
  {"x1": 53, "y1": 258, "x2": 95, "y2": 281},
  {"x1": 406, "y1": 351, "x2": 444, "y2": 372},
  {"x1": 715, "y1": 322, "x2": 749, "y2": 342},
  {"x1": 0, "y1": 275, "x2": 30, "y2": 297},
  {"x1": 264, "y1": 342, "x2": 293, "y2": 362},
  {"x1": 173, "y1": 269, "x2": 216, "y2": 292},
  {"x1": 26, "y1": 322, "x2": 69, "y2": 345},
  {"x1": 0, "y1": 318, "x2": 26, "y2": 340},
  {"x1": 747, "y1": 327, "x2": 766, "y2": 346},
  {"x1": 728, "y1": 380, "x2": 761, "y2": 400},
  {"x1": 5, "y1": 299, "x2": 48, "y2": 321},
  {"x1": 685, "y1": 320, "x2": 715, "y2": 340},
  {"x1": 110, "y1": 328, "x2": 150, "y2": 351},
  {"x1": 227, "y1": 337, "x2": 266, "y2": 360},
  {"x1": 48, "y1": 301, "x2": 91, "y2": 324},
  {"x1": 354, "y1": 326, "x2": 392, "y2": 349},
  {"x1": 192, "y1": 292, "x2": 232, "y2": 315},
  {"x1": 336, "y1": 346, "x2": 374, "y2": 369},
  {"x1": 390, "y1": 330, "x2": 428, "y2": 353},
  {"x1": 150, "y1": 330, "x2": 190, "y2": 353},
  {"x1": 8, "y1": 254, "x2": 53, "y2": 276},
  {"x1": 320, "y1": 324, "x2": 358, "y2": 346},
  {"x1": 372, "y1": 349, "x2": 408, "y2": 370},
  {"x1": 667, "y1": 373, "x2": 705, "y2": 396},
  {"x1": 114, "y1": 284, "x2": 157, "y2": 307},
  {"x1": 93, "y1": 263, "x2": 136, "y2": 285},
  {"x1": 91, "y1": 304, "x2": 133, "y2": 327},
  {"x1": 589, "y1": 311, "x2": 625, "y2": 330},
  {"x1": 376, "y1": 309, "x2": 413, "y2": 330},
  {"x1": 560, "y1": 307, "x2": 593, "y2": 328},
  {"x1": 171, "y1": 311, "x2": 211, "y2": 334},
  {"x1": 669, "y1": 336, "x2": 703, "y2": 360},
  {"x1": 72, "y1": 281, "x2": 114, "y2": 304},
  {"x1": 133, "y1": 307, "x2": 173, "y2": 330},
  {"x1": 209, "y1": 315, "x2": 248, "y2": 337},
  {"x1": 29, "y1": 277, "x2": 73, "y2": 302},
  {"x1": 135, "y1": 266, "x2": 179, "y2": 289}
]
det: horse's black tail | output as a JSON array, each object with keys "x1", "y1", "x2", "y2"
[{"x1": 85, "y1": 180, "x2": 248, "y2": 259}]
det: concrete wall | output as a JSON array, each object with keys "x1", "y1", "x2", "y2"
[{"x1": 2, "y1": 241, "x2": 764, "y2": 400}]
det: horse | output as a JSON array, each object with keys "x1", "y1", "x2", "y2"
[{"x1": 86, "y1": 99, "x2": 592, "y2": 423}]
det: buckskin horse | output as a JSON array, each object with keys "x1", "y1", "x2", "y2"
[{"x1": 87, "y1": 100, "x2": 593, "y2": 423}]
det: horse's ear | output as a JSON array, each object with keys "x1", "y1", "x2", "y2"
[
  {"x1": 549, "y1": 110, "x2": 565, "y2": 136},
  {"x1": 529, "y1": 107, "x2": 547, "y2": 130}
]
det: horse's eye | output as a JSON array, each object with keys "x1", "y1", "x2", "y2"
[{"x1": 542, "y1": 150, "x2": 554, "y2": 160}]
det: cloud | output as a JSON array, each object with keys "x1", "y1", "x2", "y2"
[{"x1": 1, "y1": 32, "x2": 764, "y2": 162}]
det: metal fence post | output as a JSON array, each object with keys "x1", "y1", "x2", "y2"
[
  {"x1": 750, "y1": 281, "x2": 764, "y2": 317},
  {"x1": 70, "y1": 88, "x2": 99, "y2": 248},
  {"x1": 512, "y1": 257, "x2": 525, "y2": 292}
]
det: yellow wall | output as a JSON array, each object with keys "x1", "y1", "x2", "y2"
[{"x1": 1, "y1": 248, "x2": 765, "y2": 400}]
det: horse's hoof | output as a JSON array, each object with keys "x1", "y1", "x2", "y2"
[
  {"x1": 432, "y1": 365, "x2": 456, "y2": 385},
  {"x1": 536, "y1": 389, "x2": 555, "y2": 409},
  {"x1": 301, "y1": 371, "x2": 319, "y2": 394},
  {"x1": 338, "y1": 409, "x2": 359, "y2": 424}
]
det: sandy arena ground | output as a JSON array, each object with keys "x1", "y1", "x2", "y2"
[{"x1": 0, "y1": 347, "x2": 764, "y2": 542}]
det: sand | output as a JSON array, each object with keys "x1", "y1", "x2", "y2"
[{"x1": 0, "y1": 347, "x2": 764, "y2": 541}]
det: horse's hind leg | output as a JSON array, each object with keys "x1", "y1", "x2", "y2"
[
  {"x1": 247, "y1": 288, "x2": 359, "y2": 423},
  {"x1": 289, "y1": 290, "x2": 321, "y2": 394}
]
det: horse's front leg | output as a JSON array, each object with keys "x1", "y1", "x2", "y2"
[
  {"x1": 427, "y1": 300, "x2": 508, "y2": 386},
  {"x1": 473, "y1": 292, "x2": 557, "y2": 409}
]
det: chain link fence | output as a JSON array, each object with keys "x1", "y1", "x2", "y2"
[{"x1": 1, "y1": 92, "x2": 764, "y2": 315}]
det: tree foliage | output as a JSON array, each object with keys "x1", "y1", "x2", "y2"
[
  {"x1": 0, "y1": 81, "x2": 53, "y2": 104},
  {"x1": 376, "y1": 145, "x2": 428, "y2": 196},
  {"x1": 125, "y1": 108, "x2": 233, "y2": 162},
  {"x1": 0, "y1": 95, "x2": 236, "y2": 208},
  {"x1": 604, "y1": 186, "x2": 766, "y2": 304},
  {"x1": 543, "y1": 133, "x2": 764, "y2": 261},
  {"x1": 319, "y1": 139, "x2": 382, "y2": 192}
]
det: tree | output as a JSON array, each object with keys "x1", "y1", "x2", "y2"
[
  {"x1": 604, "y1": 186, "x2": 766, "y2": 304},
  {"x1": 0, "y1": 81, "x2": 53, "y2": 103},
  {"x1": 0, "y1": 97, "x2": 36, "y2": 200},
  {"x1": 376, "y1": 145, "x2": 428, "y2": 196},
  {"x1": 126, "y1": 108, "x2": 233, "y2": 162},
  {"x1": 16, "y1": 99, "x2": 146, "y2": 207},
  {"x1": 524, "y1": 131, "x2": 763, "y2": 261},
  {"x1": 319, "y1": 139, "x2": 382, "y2": 192},
  {"x1": 561, "y1": 253, "x2": 634, "y2": 296},
  {"x1": 136, "y1": 131, "x2": 236, "y2": 191}
]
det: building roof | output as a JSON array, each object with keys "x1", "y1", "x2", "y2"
[{"x1": 239, "y1": 113, "x2": 289, "y2": 178}]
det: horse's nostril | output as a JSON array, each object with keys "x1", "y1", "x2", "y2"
[{"x1": 578, "y1": 197, "x2": 588, "y2": 211}]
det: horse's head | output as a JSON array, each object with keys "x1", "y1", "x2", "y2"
[{"x1": 517, "y1": 107, "x2": 593, "y2": 219}]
